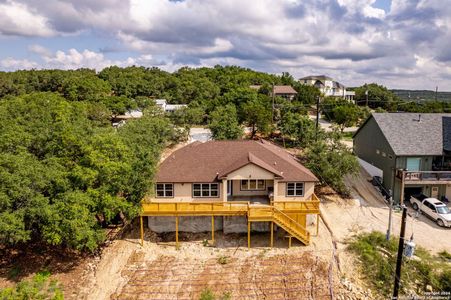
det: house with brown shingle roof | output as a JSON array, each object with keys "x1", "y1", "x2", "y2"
[
  {"x1": 250, "y1": 85, "x2": 298, "y2": 100},
  {"x1": 140, "y1": 140, "x2": 321, "y2": 248},
  {"x1": 155, "y1": 139, "x2": 317, "y2": 202}
]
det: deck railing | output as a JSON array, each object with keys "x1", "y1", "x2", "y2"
[
  {"x1": 141, "y1": 201, "x2": 249, "y2": 216},
  {"x1": 142, "y1": 194, "x2": 321, "y2": 217},
  {"x1": 404, "y1": 171, "x2": 451, "y2": 182}
]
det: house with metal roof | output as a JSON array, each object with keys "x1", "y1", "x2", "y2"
[
  {"x1": 353, "y1": 113, "x2": 451, "y2": 204},
  {"x1": 299, "y1": 75, "x2": 355, "y2": 101},
  {"x1": 155, "y1": 98, "x2": 188, "y2": 112},
  {"x1": 139, "y1": 140, "x2": 321, "y2": 248}
]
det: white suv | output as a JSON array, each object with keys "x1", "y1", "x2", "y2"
[{"x1": 411, "y1": 197, "x2": 451, "y2": 227}]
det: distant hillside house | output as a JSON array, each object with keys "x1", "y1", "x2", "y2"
[
  {"x1": 353, "y1": 113, "x2": 451, "y2": 204},
  {"x1": 250, "y1": 85, "x2": 298, "y2": 100},
  {"x1": 155, "y1": 99, "x2": 188, "y2": 112},
  {"x1": 112, "y1": 109, "x2": 143, "y2": 127},
  {"x1": 299, "y1": 75, "x2": 355, "y2": 101}
]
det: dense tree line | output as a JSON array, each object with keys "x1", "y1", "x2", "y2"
[
  {"x1": 0, "y1": 93, "x2": 179, "y2": 251},
  {"x1": 0, "y1": 66, "x2": 317, "y2": 251}
]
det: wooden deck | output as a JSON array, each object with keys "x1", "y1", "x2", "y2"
[{"x1": 140, "y1": 195, "x2": 320, "y2": 248}]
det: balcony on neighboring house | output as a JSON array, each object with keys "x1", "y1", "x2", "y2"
[{"x1": 397, "y1": 169, "x2": 451, "y2": 184}]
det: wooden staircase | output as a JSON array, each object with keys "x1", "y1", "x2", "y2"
[{"x1": 248, "y1": 205, "x2": 310, "y2": 245}]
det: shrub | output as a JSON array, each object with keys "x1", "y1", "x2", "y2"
[
  {"x1": 217, "y1": 255, "x2": 229, "y2": 265},
  {"x1": 199, "y1": 287, "x2": 215, "y2": 300},
  {"x1": 348, "y1": 231, "x2": 451, "y2": 297},
  {"x1": 0, "y1": 270, "x2": 63, "y2": 300}
]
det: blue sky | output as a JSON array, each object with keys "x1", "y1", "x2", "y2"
[{"x1": 1, "y1": 0, "x2": 450, "y2": 90}]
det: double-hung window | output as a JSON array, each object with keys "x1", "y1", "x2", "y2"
[
  {"x1": 156, "y1": 183, "x2": 173, "y2": 197},
  {"x1": 241, "y1": 179, "x2": 265, "y2": 190},
  {"x1": 286, "y1": 182, "x2": 304, "y2": 197},
  {"x1": 193, "y1": 183, "x2": 219, "y2": 197}
]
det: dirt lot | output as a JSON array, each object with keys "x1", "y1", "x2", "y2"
[{"x1": 70, "y1": 221, "x2": 343, "y2": 300}]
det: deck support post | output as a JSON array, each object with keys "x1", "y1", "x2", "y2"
[
  {"x1": 140, "y1": 216, "x2": 144, "y2": 246},
  {"x1": 211, "y1": 216, "x2": 215, "y2": 245},
  {"x1": 315, "y1": 214, "x2": 319, "y2": 236},
  {"x1": 175, "y1": 216, "x2": 179, "y2": 248},
  {"x1": 247, "y1": 221, "x2": 251, "y2": 249},
  {"x1": 270, "y1": 221, "x2": 274, "y2": 248}
]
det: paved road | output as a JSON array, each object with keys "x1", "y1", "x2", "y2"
[
  {"x1": 308, "y1": 115, "x2": 358, "y2": 133},
  {"x1": 189, "y1": 127, "x2": 212, "y2": 142}
]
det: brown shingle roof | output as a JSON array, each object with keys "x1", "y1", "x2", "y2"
[
  {"x1": 273, "y1": 85, "x2": 297, "y2": 95},
  {"x1": 156, "y1": 140, "x2": 318, "y2": 183},
  {"x1": 249, "y1": 85, "x2": 297, "y2": 95}
]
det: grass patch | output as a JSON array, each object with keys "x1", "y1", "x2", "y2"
[
  {"x1": 438, "y1": 250, "x2": 451, "y2": 261},
  {"x1": 341, "y1": 131, "x2": 355, "y2": 141},
  {"x1": 0, "y1": 269, "x2": 63, "y2": 300},
  {"x1": 199, "y1": 288, "x2": 231, "y2": 300},
  {"x1": 7, "y1": 266, "x2": 22, "y2": 280},
  {"x1": 217, "y1": 255, "x2": 229, "y2": 265},
  {"x1": 348, "y1": 231, "x2": 451, "y2": 298}
]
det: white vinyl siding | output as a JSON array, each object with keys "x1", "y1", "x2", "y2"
[{"x1": 193, "y1": 183, "x2": 219, "y2": 198}]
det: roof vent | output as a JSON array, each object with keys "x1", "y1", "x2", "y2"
[{"x1": 274, "y1": 162, "x2": 277, "y2": 165}]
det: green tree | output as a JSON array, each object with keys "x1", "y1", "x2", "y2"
[
  {"x1": 0, "y1": 93, "x2": 173, "y2": 251},
  {"x1": 102, "y1": 95, "x2": 137, "y2": 116},
  {"x1": 303, "y1": 129, "x2": 359, "y2": 195},
  {"x1": 208, "y1": 104, "x2": 242, "y2": 140},
  {"x1": 241, "y1": 95, "x2": 272, "y2": 138},
  {"x1": 333, "y1": 105, "x2": 360, "y2": 132},
  {"x1": 169, "y1": 106, "x2": 205, "y2": 127},
  {"x1": 296, "y1": 84, "x2": 321, "y2": 104},
  {"x1": 354, "y1": 83, "x2": 399, "y2": 111},
  {"x1": 279, "y1": 112, "x2": 316, "y2": 148}
]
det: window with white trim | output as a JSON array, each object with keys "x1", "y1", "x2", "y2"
[
  {"x1": 156, "y1": 183, "x2": 173, "y2": 197},
  {"x1": 193, "y1": 183, "x2": 219, "y2": 197},
  {"x1": 286, "y1": 182, "x2": 304, "y2": 196},
  {"x1": 241, "y1": 179, "x2": 265, "y2": 190}
]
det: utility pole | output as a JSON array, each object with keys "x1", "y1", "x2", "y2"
[
  {"x1": 315, "y1": 95, "x2": 320, "y2": 141},
  {"x1": 435, "y1": 86, "x2": 438, "y2": 102},
  {"x1": 386, "y1": 190, "x2": 393, "y2": 241},
  {"x1": 392, "y1": 206, "x2": 408, "y2": 300}
]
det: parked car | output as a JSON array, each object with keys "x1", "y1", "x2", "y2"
[
  {"x1": 371, "y1": 176, "x2": 382, "y2": 186},
  {"x1": 370, "y1": 176, "x2": 390, "y2": 200},
  {"x1": 410, "y1": 194, "x2": 451, "y2": 227}
]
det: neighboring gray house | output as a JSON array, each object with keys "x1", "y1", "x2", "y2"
[{"x1": 353, "y1": 113, "x2": 451, "y2": 204}]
